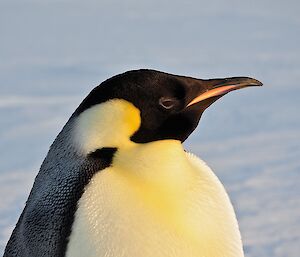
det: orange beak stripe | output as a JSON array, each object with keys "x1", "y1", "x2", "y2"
[{"x1": 187, "y1": 85, "x2": 241, "y2": 107}]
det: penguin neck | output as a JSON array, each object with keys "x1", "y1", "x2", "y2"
[{"x1": 113, "y1": 139, "x2": 194, "y2": 190}]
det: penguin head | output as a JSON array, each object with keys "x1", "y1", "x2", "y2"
[{"x1": 73, "y1": 69, "x2": 262, "y2": 153}]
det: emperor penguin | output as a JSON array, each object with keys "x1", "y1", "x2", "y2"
[{"x1": 4, "y1": 69, "x2": 262, "y2": 257}]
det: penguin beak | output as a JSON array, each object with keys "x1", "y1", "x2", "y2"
[{"x1": 187, "y1": 77, "x2": 263, "y2": 107}]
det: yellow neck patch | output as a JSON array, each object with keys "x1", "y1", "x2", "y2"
[{"x1": 113, "y1": 140, "x2": 194, "y2": 232}]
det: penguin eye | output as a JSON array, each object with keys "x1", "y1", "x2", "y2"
[{"x1": 159, "y1": 97, "x2": 177, "y2": 110}]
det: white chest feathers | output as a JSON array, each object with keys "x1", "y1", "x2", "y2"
[{"x1": 66, "y1": 141, "x2": 244, "y2": 257}]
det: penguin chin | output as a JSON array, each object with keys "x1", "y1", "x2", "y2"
[
  {"x1": 131, "y1": 97, "x2": 220, "y2": 144},
  {"x1": 131, "y1": 114, "x2": 197, "y2": 143}
]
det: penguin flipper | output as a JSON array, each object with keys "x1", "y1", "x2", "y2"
[{"x1": 3, "y1": 146, "x2": 116, "y2": 257}]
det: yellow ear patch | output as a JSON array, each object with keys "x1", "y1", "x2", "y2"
[{"x1": 73, "y1": 99, "x2": 141, "y2": 154}]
